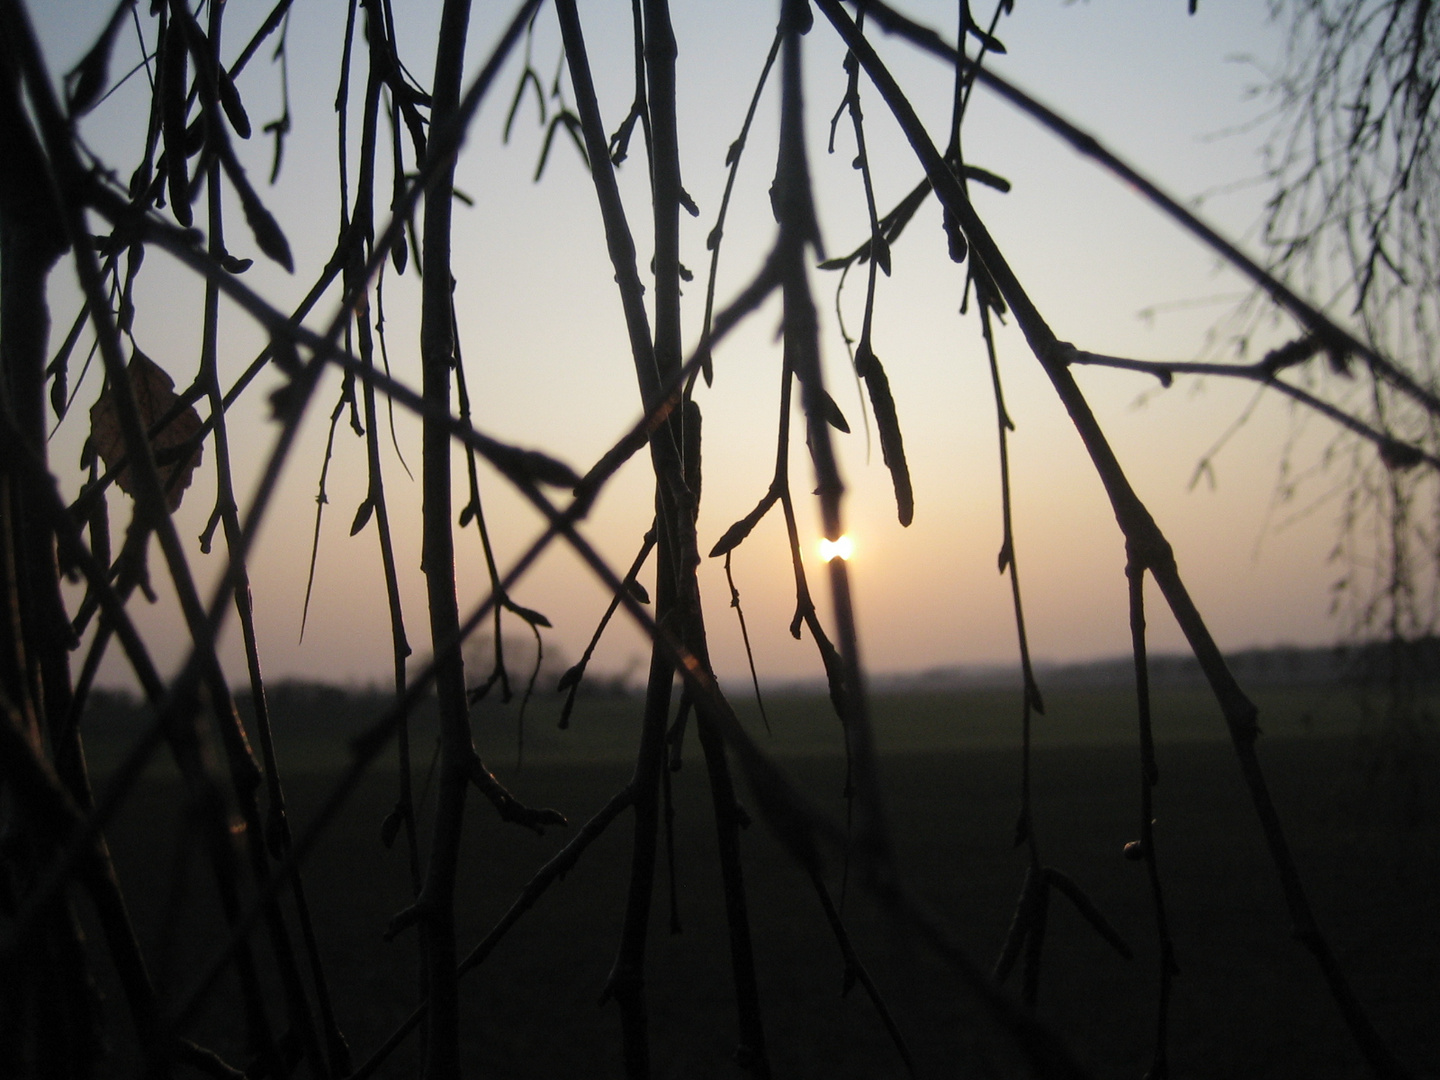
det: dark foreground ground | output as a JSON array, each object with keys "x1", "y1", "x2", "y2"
[{"x1": 83, "y1": 689, "x2": 1439, "y2": 1079}]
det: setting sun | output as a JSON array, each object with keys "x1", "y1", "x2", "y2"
[{"x1": 819, "y1": 535, "x2": 855, "y2": 562}]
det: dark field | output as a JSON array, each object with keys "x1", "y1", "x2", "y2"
[{"x1": 83, "y1": 687, "x2": 1438, "y2": 1078}]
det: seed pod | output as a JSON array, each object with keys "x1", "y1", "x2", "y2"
[{"x1": 161, "y1": 19, "x2": 191, "y2": 227}]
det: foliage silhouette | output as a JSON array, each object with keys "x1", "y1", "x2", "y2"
[{"x1": 0, "y1": 2, "x2": 1433, "y2": 1079}]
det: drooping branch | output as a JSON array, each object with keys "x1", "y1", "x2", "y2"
[
  {"x1": 553, "y1": 7, "x2": 671, "y2": 1073},
  {"x1": 843, "y1": 0, "x2": 1440, "y2": 422},
  {"x1": 157, "y1": 279, "x2": 777, "y2": 1034},
  {"x1": 1125, "y1": 556, "x2": 1178, "y2": 1080},
  {"x1": 1060, "y1": 341, "x2": 1438, "y2": 471},
  {"x1": 412, "y1": 1, "x2": 479, "y2": 1076},
  {"x1": 816, "y1": 3, "x2": 1412, "y2": 1074},
  {"x1": 347, "y1": 783, "x2": 636, "y2": 1080}
]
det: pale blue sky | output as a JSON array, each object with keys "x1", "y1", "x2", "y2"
[{"x1": 30, "y1": 1, "x2": 1354, "y2": 690}]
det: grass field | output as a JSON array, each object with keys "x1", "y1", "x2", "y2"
[
  {"x1": 81, "y1": 685, "x2": 1438, "y2": 1078},
  {"x1": 82, "y1": 676, "x2": 1396, "y2": 773}
]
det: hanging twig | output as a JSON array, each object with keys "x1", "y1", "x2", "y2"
[
  {"x1": 1061, "y1": 343, "x2": 1436, "y2": 472},
  {"x1": 345, "y1": 783, "x2": 637, "y2": 1080},
  {"x1": 1126, "y1": 556, "x2": 1179, "y2": 1080},
  {"x1": 816, "y1": 4, "x2": 1411, "y2": 1073},
  {"x1": 694, "y1": 29, "x2": 781, "y2": 389},
  {"x1": 723, "y1": 552, "x2": 771, "y2": 735},
  {"x1": 840, "y1": 0, "x2": 1440, "y2": 424},
  {"x1": 557, "y1": 528, "x2": 655, "y2": 729}
]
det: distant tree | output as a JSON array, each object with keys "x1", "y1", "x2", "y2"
[{"x1": 1258, "y1": 0, "x2": 1439, "y2": 811}]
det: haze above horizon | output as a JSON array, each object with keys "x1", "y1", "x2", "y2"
[{"x1": 30, "y1": 1, "x2": 1360, "y2": 694}]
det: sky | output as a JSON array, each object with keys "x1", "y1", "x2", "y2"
[{"x1": 26, "y1": 0, "x2": 1361, "y2": 693}]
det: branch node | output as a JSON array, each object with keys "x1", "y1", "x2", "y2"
[
  {"x1": 384, "y1": 898, "x2": 426, "y2": 941},
  {"x1": 461, "y1": 750, "x2": 567, "y2": 834}
]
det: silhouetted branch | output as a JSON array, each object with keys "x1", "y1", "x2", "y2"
[
  {"x1": 558, "y1": 527, "x2": 655, "y2": 729},
  {"x1": 808, "y1": 866, "x2": 916, "y2": 1077},
  {"x1": 818, "y1": 3, "x2": 1411, "y2": 1073},
  {"x1": 1126, "y1": 559, "x2": 1177, "y2": 1079},
  {"x1": 1061, "y1": 342, "x2": 1437, "y2": 471},
  {"x1": 841, "y1": 0, "x2": 1440, "y2": 423},
  {"x1": 346, "y1": 783, "x2": 636, "y2": 1080}
]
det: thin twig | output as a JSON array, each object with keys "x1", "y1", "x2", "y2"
[{"x1": 817, "y1": 4, "x2": 1411, "y2": 1073}]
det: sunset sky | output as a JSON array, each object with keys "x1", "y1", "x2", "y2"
[{"x1": 30, "y1": 1, "x2": 1360, "y2": 693}]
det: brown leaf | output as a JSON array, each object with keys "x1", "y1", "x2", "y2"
[{"x1": 89, "y1": 351, "x2": 203, "y2": 512}]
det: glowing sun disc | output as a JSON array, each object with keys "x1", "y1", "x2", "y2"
[{"x1": 819, "y1": 535, "x2": 854, "y2": 562}]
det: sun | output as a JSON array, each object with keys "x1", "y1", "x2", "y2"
[{"x1": 818, "y1": 534, "x2": 855, "y2": 562}]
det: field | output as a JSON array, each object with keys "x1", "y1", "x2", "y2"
[{"x1": 82, "y1": 684, "x2": 1438, "y2": 1078}]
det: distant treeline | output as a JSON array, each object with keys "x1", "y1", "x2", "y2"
[
  {"x1": 874, "y1": 639, "x2": 1440, "y2": 693},
  {"x1": 80, "y1": 639, "x2": 1440, "y2": 727},
  {"x1": 80, "y1": 681, "x2": 420, "y2": 736},
  {"x1": 81, "y1": 664, "x2": 634, "y2": 732}
]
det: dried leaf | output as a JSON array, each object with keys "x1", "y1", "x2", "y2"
[
  {"x1": 1026, "y1": 674, "x2": 1045, "y2": 716},
  {"x1": 89, "y1": 351, "x2": 203, "y2": 512},
  {"x1": 873, "y1": 235, "x2": 892, "y2": 276},
  {"x1": 534, "y1": 110, "x2": 589, "y2": 181},
  {"x1": 65, "y1": 0, "x2": 134, "y2": 117},
  {"x1": 1380, "y1": 438, "x2": 1424, "y2": 470},
  {"x1": 217, "y1": 66, "x2": 251, "y2": 138},
  {"x1": 350, "y1": 498, "x2": 374, "y2": 536},
  {"x1": 556, "y1": 662, "x2": 584, "y2": 692},
  {"x1": 390, "y1": 228, "x2": 408, "y2": 275},
  {"x1": 961, "y1": 164, "x2": 1010, "y2": 193},
  {"x1": 491, "y1": 445, "x2": 582, "y2": 489},
  {"x1": 819, "y1": 388, "x2": 850, "y2": 434},
  {"x1": 182, "y1": 116, "x2": 205, "y2": 156},
  {"x1": 709, "y1": 490, "x2": 778, "y2": 558},
  {"x1": 198, "y1": 505, "x2": 221, "y2": 553},
  {"x1": 265, "y1": 112, "x2": 291, "y2": 184},
  {"x1": 118, "y1": 242, "x2": 145, "y2": 333},
  {"x1": 966, "y1": 20, "x2": 1007, "y2": 54},
  {"x1": 505, "y1": 68, "x2": 546, "y2": 145},
  {"x1": 50, "y1": 366, "x2": 68, "y2": 419},
  {"x1": 505, "y1": 600, "x2": 552, "y2": 629},
  {"x1": 815, "y1": 630, "x2": 848, "y2": 722},
  {"x1": 236, "y1": 176, "x2": 294, "y2": 271}
]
